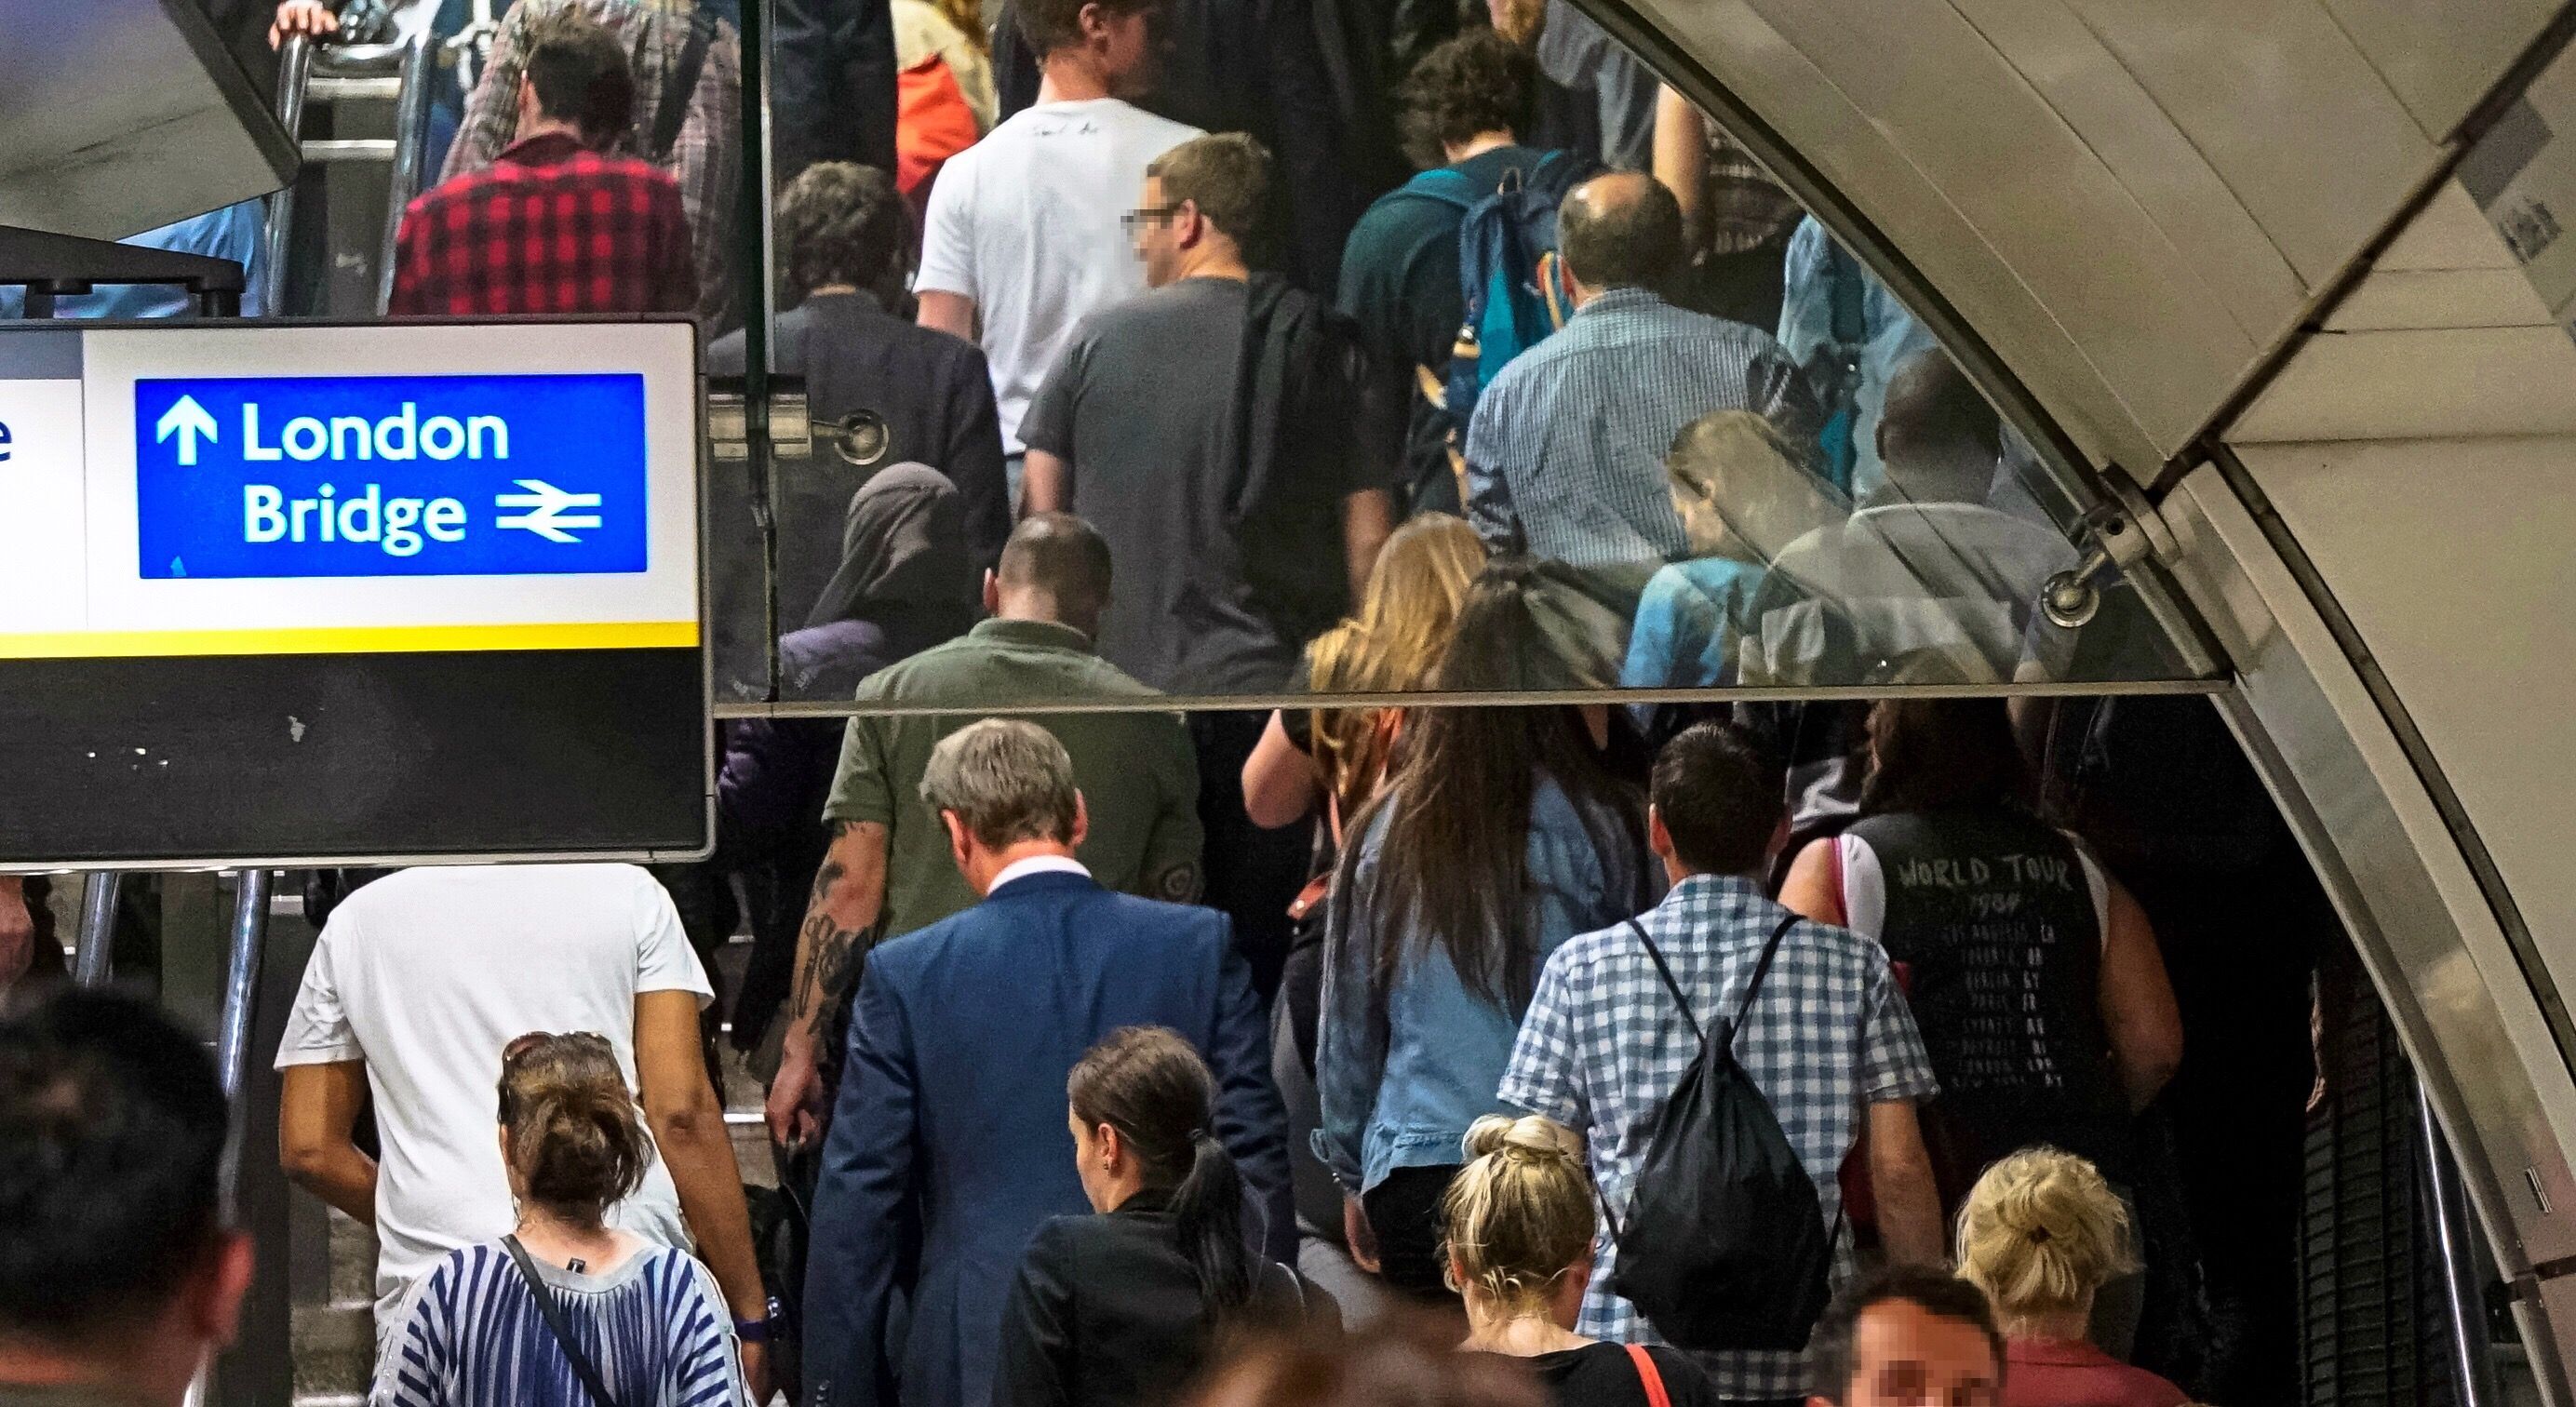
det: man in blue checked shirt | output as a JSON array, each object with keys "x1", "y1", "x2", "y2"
[{"x1": 1500, "y1": 722, "x2": 1945, "y2": 1407}]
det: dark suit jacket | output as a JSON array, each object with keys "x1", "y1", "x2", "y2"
[
  {"x1": 708, "y1": 291, "x2": 1011, "y2": 587},
  {"x1": 994, "y1": 1194, "x2": 1315, "y2": 1407},
  {"x1": 804, "y1": 871, "x2": 1295, "y2": 1407}
]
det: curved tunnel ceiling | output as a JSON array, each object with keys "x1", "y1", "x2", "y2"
[{"x1": 1585, "y1": 0, "x2": 2576, "y2": 1394}]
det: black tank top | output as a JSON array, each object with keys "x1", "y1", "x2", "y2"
[{"x1": 1846, "y1": 806, "x2": 2131, "y2": 1200}]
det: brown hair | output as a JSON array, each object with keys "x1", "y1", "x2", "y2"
[
  {"x1": 495, "y1": 1032, "x2": 650, "y2": 1225},
  {"x1": 1954, "y1": 1147, "x2": 2137, "y2": 1332},
  {"x1": 522, "y1": 10, "x2": 635, "y2": 148},
  {"x1": 1664, "y1": 409, "x2": 1846, "y2": 563},
  {"x1": 1858, "y1": 697, "x2": 2027, "y2": 818},
  {"x1": 1187, "y1": 1317, "x2": 1549, "y2": 1407},
  {"x1": 1399, "y1": 32, "x2": 1535, "y2": 167},
  {"x1": 1014, "y1": 0, "x2": 1157, "y2": 56},
  {"x1": 1068, "y1": 1028, "x2": 1253, "y2": 1316},
  {"x1": 1148, "y1": 134, "x2": 1274, "y2": 252},
  {"x1": 777, "y1": 161, "x2": 908, "y2": 297},
  {"x1": 1439, "y1": 1116, "x2": 1593, "y2": 1311}
]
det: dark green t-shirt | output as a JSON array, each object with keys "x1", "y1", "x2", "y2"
[
  {"x1": 1335, "y1": 144, "x2": 1553, "y2": 504},
  {"x1": 821, "y1": 618, "x2": 1205, "y2": 940}
]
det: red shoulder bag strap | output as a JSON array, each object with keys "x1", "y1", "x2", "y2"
[
  {"x1": 1825, "y1": 832, "x2": 1849, "y2": 927},
  {"x1": 1624, "y1": 1345, "x2": 1672, "y2": 1407}
]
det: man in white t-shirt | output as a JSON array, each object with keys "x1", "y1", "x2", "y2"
[
  {"x1": 914, "y1": 0, "x2": 1201, "y2": 478},
  {"x1": 274, "y1": 864, "x2": 773, "y2": 1392}
]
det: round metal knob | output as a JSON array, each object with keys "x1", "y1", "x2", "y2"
[{"x1": 2040, "y1": 570, "x2": 2100, "y2": 629}]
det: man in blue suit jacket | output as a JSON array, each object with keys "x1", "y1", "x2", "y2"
[{"x1": 804, "y1": 718, "x2": 1294, "y2": 1407}]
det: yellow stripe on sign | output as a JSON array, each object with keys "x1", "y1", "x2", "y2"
[{"x1": 0, "y1": 622, "x2": 701, "y2": 659}]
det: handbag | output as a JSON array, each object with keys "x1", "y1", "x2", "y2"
[{"x1": 502, "y1": 1235, "x2": 627, "y2": 1407}]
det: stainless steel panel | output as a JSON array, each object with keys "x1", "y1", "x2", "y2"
[
  {"x1": 1945, "y1": 0, "x2": 2308, "y2": 346},
  {"x1": 2235, "y1": 436, "x2": 2576, "y2": 1044},
  {"x1": 1737, "y1": 0, "x2": 2264, "y2": 457},
  {"x1": 2319, "y1": 0, "x2": 2561, "y2": 139},
  {"x1": 2165, "y1": 465, "x2": 2576, "y2": 1302},
  {"x1": 2230, "y1": 327, "x2": 2576, "y2": 440},
  {"x1": 2381, "y1": 181, "x2": 2529, "y2": 271},
  {"x1": 0, "y1": 0, "x2": 297, "y2": 238},
  {"x1": 2325, "y1": 268, "x2": 2554, "y2": 330},
  {"x1": 2057, "y1": 0, "x2": 2438, "y2": 282}
]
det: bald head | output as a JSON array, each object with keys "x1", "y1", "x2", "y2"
[
  {"x1": 991, "y1": 513, "x2": 1113, "y2": 636},
  {"x1": 1558, "y1": 171, "x2": 1684, "y2": 295}
]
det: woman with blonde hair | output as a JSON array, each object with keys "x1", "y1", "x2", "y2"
[
  {"x1": 1445, "y1": 1115, "x2": 1724, "y2": 1407},
  {"x1": 1621, "y1": 409, "x2": 1846, "y2": 691},
  {"x1": 373, "y1": 1033, "x2": 752, "y2": 1406},
  {"x1": 1243, "y1": 513, "x2": 1488, "y2": 834},
  {"x1": 1955, "y1": 1148, "x2": 2184, "y2": 1407}
]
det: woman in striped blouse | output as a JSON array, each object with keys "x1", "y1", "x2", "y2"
[{"x1": 372, "y1": 1031, "x2": 751, "y2": 1407}]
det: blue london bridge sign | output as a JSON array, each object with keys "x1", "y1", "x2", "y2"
[{"x1": 133, "y1": 372, "x2": 651, "y2": 579}]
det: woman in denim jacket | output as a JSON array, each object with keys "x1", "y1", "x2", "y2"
[{"x1": 1316, "y1": 557, "x2": 1657, "y2": 1297}]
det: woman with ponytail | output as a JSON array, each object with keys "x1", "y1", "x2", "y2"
[
  {"x1": 997, "y1": 1027, "x2": 1322, "y2": 1407},
  {"x1": 1443, "y1": 1116, "x2": 1724, "y2": 1407},
  {"x1": 1955, "y1": 1148, "x2": 2184, "y2": 1407},
  {"x1": 372, "y1": 1032, "x2": 753, "y2": 1407}
]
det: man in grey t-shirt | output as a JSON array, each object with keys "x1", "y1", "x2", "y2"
[{"x1": 1021, "y1": 133, "x2": 1395, "y2": 695}]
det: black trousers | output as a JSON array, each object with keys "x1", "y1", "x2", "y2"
[
  {"x1": 1362, "y1": 1164, "x2": 1463, "y2": 1299},
  {"x1": 1188, "y1": 709, "x2": 1311, "y2": 1003}
]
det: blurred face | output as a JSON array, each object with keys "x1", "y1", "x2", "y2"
[
  {"x1": 1828, "y1": 1299, "x2": 2004, "y2": 1407},
  {"x1": 1129, "y1": 175, "x2": 1187, "y2": 287}
]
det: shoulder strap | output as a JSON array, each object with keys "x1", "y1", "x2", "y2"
[
  {"x1": 1625, "y1": 919, "x2": 1700, "y2": 1044},
  {"x1": 502, "y1": 1236, "x2": 625, "y2": 1407},
  {"x1": 1825, "y1": 834, "x2": 1849, "y2": 927},
  {"x1": 1723, "y1": 914, "x2": 1802, "y2": 1041},
  {"x1": 650, "y1": 6, "x2": 719, "y2": 162},
  {"x1": 1624, "y1": 1344, "x2": 1674, "y2": 1407}
]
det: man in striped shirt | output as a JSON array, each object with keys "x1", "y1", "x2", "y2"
[{"x1": 1463, "y1": 171, "x2": 1822, "y2": 570}]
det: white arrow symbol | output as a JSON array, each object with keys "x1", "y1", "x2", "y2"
[
  {"x1": 155, "y1": 395, "x2": 219, "y2": 465},
  {"x1": 492, "y1": 479, "x2": 605, "y2": 543}
]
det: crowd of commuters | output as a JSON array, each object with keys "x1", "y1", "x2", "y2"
[{"x1": 0, "y1": 0, "x2": 2314, "y2": 1403}]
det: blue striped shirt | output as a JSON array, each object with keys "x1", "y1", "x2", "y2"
[
  {"x1": 1463, "y1": 287, "x2": 1820, "y2": 568},
  {"x1": 372, "y1": 1242, "x2": 750, "y2": 1407}
]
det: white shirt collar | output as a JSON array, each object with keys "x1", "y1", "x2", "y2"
[{"x1": 989, "y1": 853, "x2": 1092, "y2": 894}]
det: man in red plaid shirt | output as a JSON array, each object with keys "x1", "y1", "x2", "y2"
[{"x1": 389, "y1": 11, "x2": 698, "y2": 316}]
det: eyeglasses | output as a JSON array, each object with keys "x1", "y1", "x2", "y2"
[{"x1": 1120, "y1": 204, "x2": 1182, "y2": 234}]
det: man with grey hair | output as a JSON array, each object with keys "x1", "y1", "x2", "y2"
[{"x1": 803, "y1": 718, "x2": 1291, "y2": 1407}]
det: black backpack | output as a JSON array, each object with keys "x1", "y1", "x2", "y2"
[{"x1": 1606, "y1": 916, "x2": 1835, "y2": 1352}]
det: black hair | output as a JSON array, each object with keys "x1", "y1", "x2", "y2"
[
  {"x1": 1809, "y1": 1263, "x2": 2006, "y2": 1404},
  {"x1": 1068, "y1": 1027, "x2": 1255, "y2": 1318},
  {"x1": 778, "y1": 161, "x2": 908, "y2": 297},
  {"x1": 1857, "y1": 698, "x2": 2028, "y2": 818},
  {"x1": 1558, "y1": 173, "x2": 1686, "y2": 289},
  {"x1": 1650, "y1": 721, "x2": 1785, "y2": 876},
  {"x1": 0, "y1": 988, "x2": 228, "y2": 1342},
  {"x1": 1878, "y1": 350, "x2": 2001, "y2": 467},
  {"x1": 523, "y1": 10, "x2": 636, "y2": 147},
  {"x1": 1399, "y1": 32, "x2": 1535, "y2": 167}
]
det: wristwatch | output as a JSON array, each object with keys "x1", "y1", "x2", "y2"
[{"x1": 735, "y1": 1297, "x2": 785, "y2": 1344}]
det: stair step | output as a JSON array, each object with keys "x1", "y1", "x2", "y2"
[{"x1": 291, "y1": 1302, "x2": 374, "y2": 1398}]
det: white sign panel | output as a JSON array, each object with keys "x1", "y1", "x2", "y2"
[{"x1": 0, "y1": 321, "x2": 700, "y2": 658}]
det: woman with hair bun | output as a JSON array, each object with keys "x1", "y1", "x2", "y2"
[
  {"x1": 372, "y1": 1032, "x2": 752, "y2": 1407},
  {"x1": 997, "y1": 1027, "x2": 1322, "y2": 1407},
  {"x1": 1445, "y1": 1116, "x2": 1725, "y2": 1407},
  {"x1": 1955, "y1": 1147, "x2": 2185, "y2": 1407}
]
